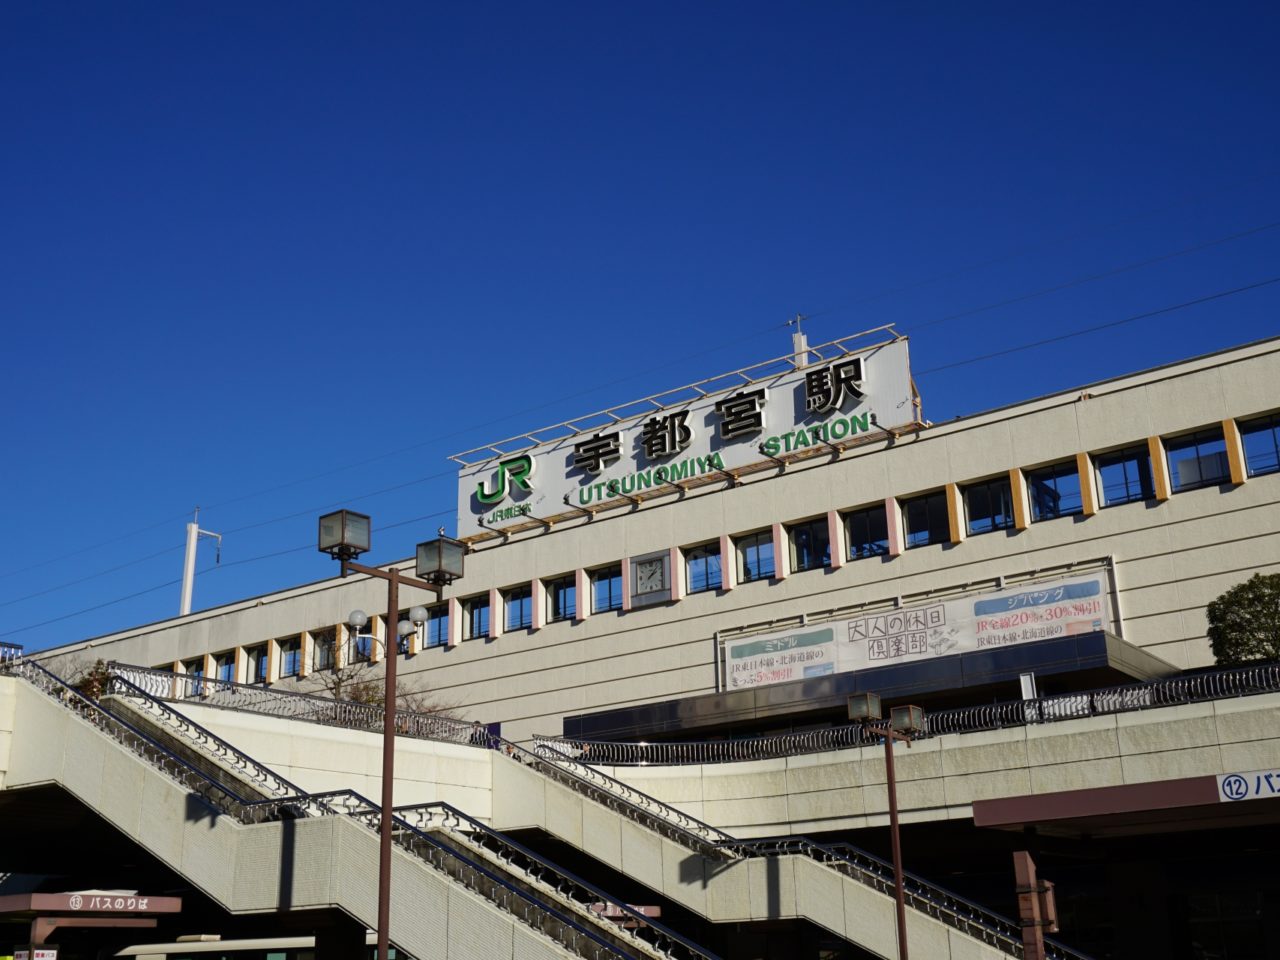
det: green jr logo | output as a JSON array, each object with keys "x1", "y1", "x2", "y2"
[{"x1": 476, "y1": 454, "x2": 536, "y2": 505}]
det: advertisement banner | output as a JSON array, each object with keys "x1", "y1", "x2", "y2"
[{"x1": 724, "y1": 573, "x2": 1110, "y2": 690}]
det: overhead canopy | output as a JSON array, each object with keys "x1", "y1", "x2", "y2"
[{"x1": 563, "y1": 630, "x2": 1178, "y2": 741}]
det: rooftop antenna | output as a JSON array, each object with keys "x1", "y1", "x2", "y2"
[
  {"x1": 787, "y1": 314, "x2": 810, "y2": 368},
  {"x1": 180, "y1": 507, "x2": 222, "y2": 616}
]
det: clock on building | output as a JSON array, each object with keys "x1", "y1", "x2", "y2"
[{"x1": 635, "y1": 556, "x2": 667, "y2": 595}]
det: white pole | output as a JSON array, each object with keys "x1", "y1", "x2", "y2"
[{"x1": 180, "y1": 519, "x2": 199, "y2": 616}]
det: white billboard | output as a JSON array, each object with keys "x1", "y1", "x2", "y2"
[
  {"x1": 454, "y1": 335, "x2": 916, "y2": 537},
  {"x1": 724, "y1": 572, "x2": 1112, "y2": 691}
]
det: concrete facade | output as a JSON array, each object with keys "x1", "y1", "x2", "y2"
[{"x1": 30, "y1": 338, "x2": 1280, "y2": 748}]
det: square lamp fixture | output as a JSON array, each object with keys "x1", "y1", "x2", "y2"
[
  {"x1": 890, "y1": 704, "x2": 924, "y2": 735},
  {"x1": 416, "y1": 535, "x2": 466, "y2": 586},
  {"x1": 318, "y1": 510, "x2": 371, "y2": 561},
  {"x1": 847, "y1": 692, "x2": 883, "y2": 723}
]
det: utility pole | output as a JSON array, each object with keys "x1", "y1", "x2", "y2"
[
  {"x1": 787, "y1": 313, "x2": 810, "y2": 368},
  {"x1": 180, "y1": 508, "x2": 222, "y2": 616}
]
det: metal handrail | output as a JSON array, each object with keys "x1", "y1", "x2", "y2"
[
  {"x1": 318, "y1": 790, "x2": 639, "y2": 960},
  {"x1": 0, "y1": 642, "x2": 22, "y2": 663},
  {"x1": 534, "y1": 659, "x2": 1280, "y2": 767},
  {"x1": 393, "y1": 801, "x2": 719, "y2": 960},
  {"x1": 108, "y1": 661, "x2": 479, "y2": 744},
  {"x1": 105, "y1": 670, "x2": 717, "y2": 960},
  {"x1": 103, "y1": 674, "x2": 309, "y2": 801},
  {"x1": 514, "y1": 747, "x2": 1095, "y2": 957},
  {"x1": 97, "y1": 661, "x2": 1091, "y2": 958},
  {"x1": 1, "y1": 660, "x2": 642, "y2": 960}
]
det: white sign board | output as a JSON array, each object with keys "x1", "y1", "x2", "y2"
[
  {"x1": 456, "y1": 338, "x2": 916, "y2": 537},
  {"x1": 724, "y1": 572, "x2": 1110, "y2": 690},
  {"x1": 1218, "y1": 768, "x2": 1280, "y2": 802}
]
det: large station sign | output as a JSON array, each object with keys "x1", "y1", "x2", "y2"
[
  {"x1": 452, "y1": 332, "x2": 917, "y2": 537},
  {"x1": 723, "y1": 572, "x2": 1112, "y2": 690}
]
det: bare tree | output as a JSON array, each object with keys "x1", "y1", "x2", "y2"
[{"x1": 305, "y1": 662, "x2": 462, "y2": 719}]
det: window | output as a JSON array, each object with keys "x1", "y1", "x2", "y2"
[
  {"x1": 312, "y1": 627, "x2": 336, "y2": 671},
  {"x1": 901, "y1": 491, "x2": 949, "y2": 549},
  {"x1": 735, "y1": 530, "x2": 775, "y2": 583},
  {"x1": 1166, "y1": 428, "x2": 1230, "y2": 492},
  {"x1": 685, "y1": 543, "x2": 722, "y2": 593},
  {"x1": 1095, "y1": 446, "x2": 1153, "y2": 507},
  {"x1": 964, "y1": 477, "x2": 1015, "y2": 535},
  {"x1": 505, "y1": 584, "x2": 533, "y2": 630},
  {"x1": 1026, "y1": 461, "x2": 1082, "y2": 521},
  {"x1": 788, "y1": 518, "x2": 830, "y2": 572},
  {"x1": 1241, "y1": 413, "x2": 1280, "y2": 477},
  {"x1": 182, "y1": 657, "x2": 205, "y2": 697},
  {"x1": 245, "y1": 644, "x2": 269, "y2": 683},
  {"x1": 425, "y1": 605, "x2": 449, "y2": 647},
  {"x1": 395, "y1": 609, "x2": 413, "y2": 654},
  {"x1": 278, "y1": 636, "x2": 301, "y2": 678},
  {"x1": 463, "y1": 595, "x2": 490, "y2": 640},
  {"x1": 214, "y1": 651, "x2": 235, "y2": 684},
  {"x1": 591, "y1": 566, "x2": 623, "y2": 613},
  {"x1": 845, "y1": 505, "x2": 888, "y2": 560},
  {"x1": 350, "y1": 625, "x2": 373, "y2": 663},
  {"x1": 547, "y1": 575, "x2": 577, "y2": 621}
]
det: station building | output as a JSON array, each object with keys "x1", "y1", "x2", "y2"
[{"x1": 5, "y1": 329, "x2": 1280, "y2": 960}]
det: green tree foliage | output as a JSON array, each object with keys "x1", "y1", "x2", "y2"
[{"x1": 1207, "y1": 573, "x2": 1280, "y2": 665}]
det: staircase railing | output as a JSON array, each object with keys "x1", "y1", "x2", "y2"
[
  {"x1": 107, "y1": 660, "x2": 479, "y2": 744},
  {"x1": 97, "y1": 662, "x2": 1093, "y2": 959},
  {"x1": 105, "y1": 670, "x2": 719, "y2": 960},
  {"x1": 393, "y1": 800, "x2": 719, "y2": 960},
  {"x1": 1, "y1": 659, "x2": 643, "y2": 960},
  {"x1": 103, "y1": 673, "x2": 309, "y2": 801}
]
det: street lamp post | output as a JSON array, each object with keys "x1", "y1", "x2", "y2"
[
  {"x1": 318, "y1": 510, "x2": 464, "y2": 959},
  {"x1": 849, "y1": 693, "x2": 923, "y2": 960}
]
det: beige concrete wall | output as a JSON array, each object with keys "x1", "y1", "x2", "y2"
[
  {"x1": 176, "y1": 701, "x2": 492, "y2": 817},
  {"x1": 606, "y1": 692, "x2": 1280, "y2": 837},
  {"x1": 33, "y1": 339, "x2": 1280, "y2": 743},
  {"x1": 0, "y1": 676, "x2": 14, "y2": 789},
  {"x1": 2, "y1": 680, "x2": 574, "y2": 960},
  {"x1": 491, "y1": 753, "x2": 1009, "y2": 959}
]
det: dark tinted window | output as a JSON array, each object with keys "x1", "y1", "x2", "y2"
[
  {"x1": 1241, "y1": 414, "x2": 1280, "y2": 477},
  {"x1": 1095, "y1": 446, "x2": 1153, "y2": 507},
  {"x1": 788, "y1": 518, "x2": 830, "y2": 572},
  {"x1": 1026, "y1": 461, "x2": 1083, "y2": 521},
  {"x1": 685, "y1": 543, "x2": 723, "y2": 593},
  {"x1": 1166, "y1": 428, "x2": 1230, "y2": 492},
  {"x1": 902, "y1": 491, "x2": 949, "y2": 548}
]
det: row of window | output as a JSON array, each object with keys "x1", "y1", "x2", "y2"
[
  {"x1": 176, "y1": 412, "x2": 1280, "y2": 677},
  {"x1": 449, "y1": 414, "x2": 1280, "y2": 638}
]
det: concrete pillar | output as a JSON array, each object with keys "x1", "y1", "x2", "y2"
[
  {"x1": 1010, "y1": 468, "x2": 1030, "y2": 530},
  {"x1": 574, "y1": 568, "x2": 590, "y2": 621},
  {"x1": 1223, "y1": 418, "x2": 1247, "y2": 485},
  {"x1": 827, "y1": 509, "x2": 845, "y2": 570},
  {"x1": 447, "y1": 597, "x2": 462, "y2": 646},
  {"x1": 945, "y1": 482, "x2": 966, "y2": 543},
  {"x1": 488, "y1": 587, "x2": 502, "y2": 639},
  {"x1": 531, "y1": 578, "x2": 545, "y2": 629},
  {"x1": 1148, "y1": 435, "x2": 1171, "y2": 501},
  {"x1": 719, "y1": 534, "x2": 735, "y2": 591},
  {"x1": 771, "y1": 522, "x2": 787, "y2": 579},
  {"x1": 886, "y1": 497, "x2": 904, "y2": 557},
  {"x1": 1076, "y1": 452, "x2": 1098, "y2": 516}
]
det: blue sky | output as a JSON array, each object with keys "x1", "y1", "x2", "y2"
[{"x1": 3, "y1": 3, "x2": 1278, "y2": 653}]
